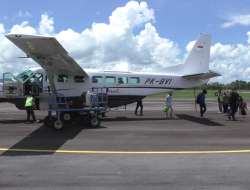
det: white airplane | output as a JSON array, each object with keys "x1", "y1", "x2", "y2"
[{"x1": 1, "y1": 33, "x2": 220, "y2": 128}]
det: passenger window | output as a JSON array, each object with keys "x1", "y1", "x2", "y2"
[
  {"x1": 74, "y1": 76, "x2": 85, "y2": 83},
  {"x1": 45, "y1": 75, "x2": 54, "y2": 82},
  {"x1": 57, "y1": 75, "x2": 68, "y2": 83},
  {"x1": 92, "y1": 76, "x2": 103, "y2": 83},
  {"x1": 130, "y1": 77, "x2": 140, "y2": 84},
  {"x1": 106, "y1": 76, "x2": 116, "y2": 84},
  {"x1": 118, "y1": 77, "x2": 128, "y2": 84}
]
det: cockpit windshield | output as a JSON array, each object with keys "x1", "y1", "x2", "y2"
[{"x1": 16, "y1": 70, "x2": 34, "y2": 82}]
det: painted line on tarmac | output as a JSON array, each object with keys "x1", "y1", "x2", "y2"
[
  {"x1": 206, "y1": 102, "x2": 218, "y2": 104},
  {"x1": 1, "y1": 148, "x2": 250, "y2": 154}
]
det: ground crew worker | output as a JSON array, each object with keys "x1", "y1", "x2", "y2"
[
  {"x1": 25, "y1": 94, "x2": 39, "y2": 124},
  {"x1": 217, "y1": 89, "x2": 223, "y2": 113}
]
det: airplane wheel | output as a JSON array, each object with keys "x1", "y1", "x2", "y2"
[
  {"x1": 89, "y1": 117, "x2": 101, "y2": 127},
  {"x1": 61, "y1": 112, "x2": 74, "y2": 123},
  {"x1": 81, "y1": 115, "x2": 89, "y2": 125},
  {"x1": 44, "y1": 116, "x2": 54, "y2": 128},
  {"x1": 53, "y1": 120, "x2": 64, "y2": 131}
]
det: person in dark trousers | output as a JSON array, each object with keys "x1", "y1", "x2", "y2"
[
  {"x1": 217, "y1": 89, "x2": 223, "y2": 113},
  {"x1": 222, "y1": 92, "x2": 228, "y2": 115},
  {"x1": 25, "y1": 94, "x2": 39, "y2": 124},
  {"x1": 228, "y1": 86, "x2": 239, "y2": 121},
  {"x1": 135, "y1": 100, "x2": 143, "y2": 116},
  {"x1": 198, "y1": 89, "x2": 207, "y2": 118}
]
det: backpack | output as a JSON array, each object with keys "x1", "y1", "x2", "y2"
[
  {"x1": 196, "y1": 93, "x2": 201, "y2": 104},
  {"x1": 225, "y1": 94, "x2": 231, "y2": 105}
]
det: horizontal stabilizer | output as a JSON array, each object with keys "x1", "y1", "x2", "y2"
[{"x1": 182, "y1": 70, "x2": 221, "y2": 80}]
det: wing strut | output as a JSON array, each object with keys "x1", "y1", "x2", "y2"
[{"x1": 46, "y1": 70, "x2": 57, "y2": 93}]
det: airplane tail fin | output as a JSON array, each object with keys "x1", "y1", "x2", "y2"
[
  {"x1": 183, "y1": 34, "x2": 211, "y2": 75},
  {"x1": 154, "y1": 34, "x2": 221, "y2": 79}
]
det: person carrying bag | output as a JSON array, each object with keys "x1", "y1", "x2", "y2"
[{"x1": 164, "y1": 92, "x2": 173, "y2": 118}]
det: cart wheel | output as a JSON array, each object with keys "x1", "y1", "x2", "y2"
[
  {"x1": 53, "y1": 120, "x2": 64, "y2": 131},
  {"x1": 44, "y1": 116, "x2": 54, "y2": 128},
  {"x1": 81, "y1": 115, "x2": 89, "y2": 125},
  {"x1": 89, "y1": 117, "x2": 101, "y2": 127},
  {"x1": 61, "y1": 112, "x2": 75, "y2": 123}
]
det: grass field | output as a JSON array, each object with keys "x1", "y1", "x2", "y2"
[{"x1": 147, "y1": 90, "x2": 250, "y2": 98}]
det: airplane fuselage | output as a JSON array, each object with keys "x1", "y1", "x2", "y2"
[{"x1": 2, "y1": 67, "x2": 208, "y2": 109}]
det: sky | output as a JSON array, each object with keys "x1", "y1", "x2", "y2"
[{"x1": 1, "y1": 0, "x2": 250, "y2": 83}]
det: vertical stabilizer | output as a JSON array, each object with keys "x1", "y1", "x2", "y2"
[{"x1": 183, "y1": 34, "x2": 211, "y2": 75}]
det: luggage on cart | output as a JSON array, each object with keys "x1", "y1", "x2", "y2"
[{"x1": 86, "y1": 92, "x2": 98, "y2": 107}]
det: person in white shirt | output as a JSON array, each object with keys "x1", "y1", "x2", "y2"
[
  {"x1": 165, "y1": 92, "x2": 173, "y2": 117},
  {"x1": 30, "y1": 74, "x2": 41, "y2": 94},
  {"x1": 33, "y1": 76, "x2": 40, "y2": 86}
]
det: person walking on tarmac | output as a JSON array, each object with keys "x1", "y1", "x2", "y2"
[
  {"x1": 25, "y1": 93, "x2": 39, "y2": 124},
  {"x1": 135, "y1": 100, "x2": 143, "y2": 116},
  {"x1": 198, "y1": 89, "x2": 207, "y2": 118},
  {"x1": 165, "y1": 92, "x2": 173, "y2": 117},
  {"x1": 228, "y1": 86, "x2": 239, "y2": 121}
]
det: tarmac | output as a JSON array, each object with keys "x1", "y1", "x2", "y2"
[{"x1": 0, "y1": 98, "x2": 250, "y2": 189}]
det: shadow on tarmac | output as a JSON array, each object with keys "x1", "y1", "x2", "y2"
[
  {"x1": 176, "y1": 114, "x2": 224, "y2": 126},
  {"x1": 0, "y1": 120, "x2": 27, "y2": 125},
  {"x1": 1, "y1": 119, "x2": 107, "y2": 157},
  {"x1": 102, "y1": 117, "x2": 178, "y2": 122}
]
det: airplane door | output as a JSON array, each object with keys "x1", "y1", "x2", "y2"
[
  {"x1": 104, "y1": 73, "x2": 130, "y2": 96},
  {"x1": 3, "y1": 73, "x2": 24, "y2": 97},
  {"x1": 55, "y1": 74, "x2": 70, "y2": 97}
]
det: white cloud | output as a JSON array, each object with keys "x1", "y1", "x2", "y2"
[
  {"x1": 221, "y1": 14, "x2": 250, "y2": 28},
  {"x1": 1, "y1": 1, "x2": 250, "y2": 84},
  {"x1": 18, "y1": 11, "x2": 32, "y2": 18},
  {"x1": 39, "y1": 13, "x2": 54, "y2": 36}
]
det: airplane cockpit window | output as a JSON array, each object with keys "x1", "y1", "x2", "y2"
[
  {"x1": 130, "y1": 77, "x2": 140, "y2": 84},
  {"x1": 118, "y1": 77, "x2": 128, "y2": 84},
  {"x1": 4, "y1": 73, "x2": 18, "y2": 83},
  {"x1": 57, "y1": 75, "x2": 68, "y2": 83},
  {"x1": 105, "y1": 76, "x2": 115, "y2": 84},
  {"x1": 16, "y1": 70, "x2": 34, "y2": 82},
  {"x1": 74, "y1": 76, "x2": 85, "y2": 83},
  {"x1": 92, "y1": 76, "x2": 103, "y2": 83}
]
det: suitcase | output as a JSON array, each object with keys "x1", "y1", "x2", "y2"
[{"x1": 227, "y1": 107, "x2": 231, "y2": 115}]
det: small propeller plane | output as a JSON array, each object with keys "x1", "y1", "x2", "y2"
[{"x1": 1, "y1": 33, "x2": 220, "y2": 128}]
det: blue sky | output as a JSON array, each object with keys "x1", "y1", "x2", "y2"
[{"x1": 1, "y1": 0, "x2": 250, "y2": 83}]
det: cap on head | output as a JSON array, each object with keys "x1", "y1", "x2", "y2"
[
  {"x1": 203, "y1": 89, "x2": 207, "y2": 94},
  {"x1": 232, "y1": 86, "x2": 237, "y2": 90}
]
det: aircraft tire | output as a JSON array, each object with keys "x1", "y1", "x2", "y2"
[
  {"x1": 44, "y1": 115, "x2": 53, "y2": 128},
  {"x1": 61, "y1": 111, "x2": 75, "y2": 123},
  {"x1": 89, "y1": 116, "x2": 101, "y2": 127},
  {"x1": 81, "y1": 115, "x2": 89, "y2": 125},
  {"x1": 53, "y1": 120, "x2": 64, "y2": 131}
]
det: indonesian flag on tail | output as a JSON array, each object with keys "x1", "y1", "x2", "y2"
[{"x1": 196, "y1": 45, "x2": 203, "y2": 51}]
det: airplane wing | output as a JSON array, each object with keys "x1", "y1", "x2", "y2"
[
  {"x1": 182, "y1": 70, "x2": 221, "y2": 80},
  {"x1": 5, "y1": 34, "x2": 89, "y2": 77}
]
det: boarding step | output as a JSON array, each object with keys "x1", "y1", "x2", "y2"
[{"x1": 109, "y1": 105, "x2": 127, "y2": 111}]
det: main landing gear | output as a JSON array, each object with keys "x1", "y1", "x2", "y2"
[{"x1": 81, "y1": 114, "x2": 101, "y2": 127}]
